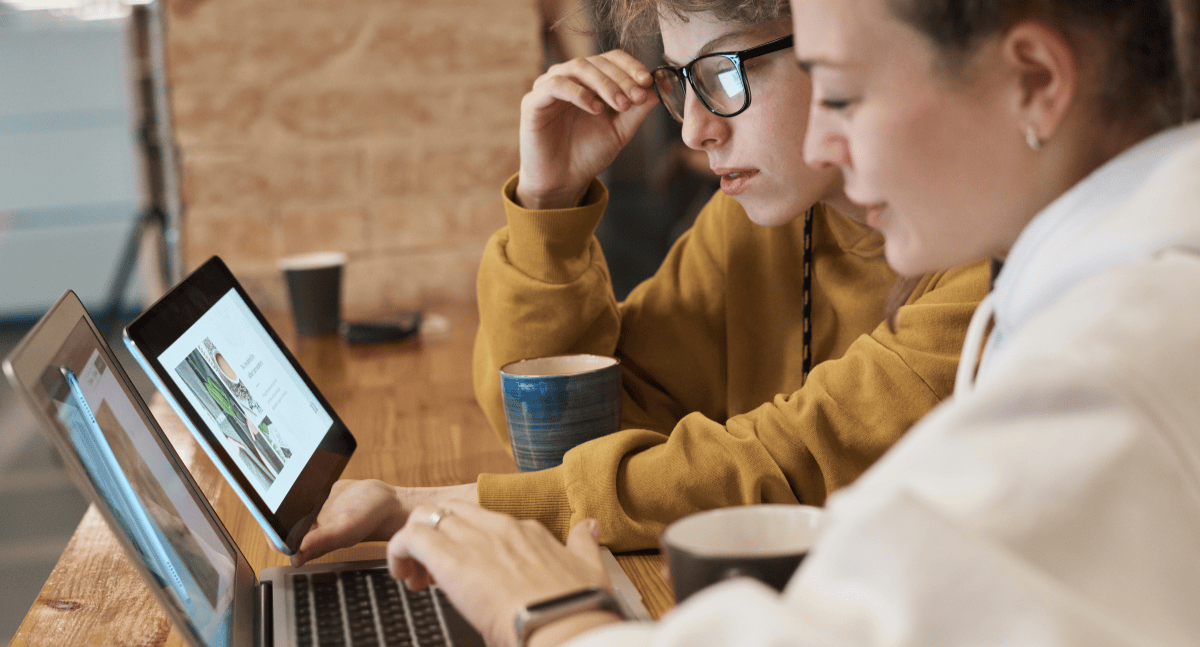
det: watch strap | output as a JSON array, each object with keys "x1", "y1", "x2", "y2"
[{"x1": 514, "y1": 586, "x2": 624, "y2": 647}]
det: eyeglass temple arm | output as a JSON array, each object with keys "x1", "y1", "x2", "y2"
[{"x1": 739, "y1": 34, "x2": 794, "y2": 61}]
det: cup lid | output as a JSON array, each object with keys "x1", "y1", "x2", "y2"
[{"x1": 278, "y1": 251, "x2": 347, "y2": 270}]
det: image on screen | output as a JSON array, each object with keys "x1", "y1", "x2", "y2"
[
  {"x1": 43, "y1": 319, "x2": 236, "y2": 647},
  {"x1": 156, "y1": 289, "x2": 332, "y2": 511}
]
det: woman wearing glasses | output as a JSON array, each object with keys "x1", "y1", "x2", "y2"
[
  {"x1": 292, "y1": 0, "x2": 988, "y2": 562},
  {"x1": 465, "y1": 0, "x2": 989, "y2": 547}
]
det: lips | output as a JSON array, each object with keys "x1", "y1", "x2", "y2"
[{"x1": 713, "y1": 167, "x2": 759, "y2": 196}]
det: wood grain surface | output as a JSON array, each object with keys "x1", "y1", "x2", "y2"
[{"x1": 10, "y1": 303, "x2": 672, "y2": 647}]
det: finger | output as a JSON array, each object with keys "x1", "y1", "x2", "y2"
[
  {"x1": 395, "y1": 556, "x2": 433, "y2": 591},
  {"x1": 295, "y1": 514, "x2": 363, "y2": 565},
  {"x1": 526, "y1": 75, "x2": 606, "y2": 115},
  {"x1": 557, "y1": 57, "x2": 635, "y2": 111},
  {"x1": 590, "y1": 54, "x2": 650, "y2": 105},
  {"x1": 546, "y1": 56, "x2": 633, "y2": 107},
  {"x1": 600, "y1": 49, "x2": 655, "y2": 88},
  {"x1": 387, "y1": 514, "x2": 445, "y2": 587},
  {"x1": 611, "y1": 93, "x2": 660, "y2": 143},
  {"x1": 565, "y1": 518, "x2": 605, "y2": 569}
]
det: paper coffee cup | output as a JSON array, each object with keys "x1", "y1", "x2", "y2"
[{"x1": 279, "y1": 252, "x2": 345, "y2": 336}]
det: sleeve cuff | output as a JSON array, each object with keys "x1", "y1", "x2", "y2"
[
  {"x1": 478, "y1": 466, "x2": 575, "y2": 540},
  {"x1": 500, "y1": 173, "x2": 610, "y2": 284}
]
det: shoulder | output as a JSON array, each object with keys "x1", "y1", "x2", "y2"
[{"x1": 908, "y1": 261, "x2": 993, "y2": 305}]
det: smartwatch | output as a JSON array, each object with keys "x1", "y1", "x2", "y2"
[{"x1": 513, "y1": 587, "x2": 624, "y2": 647}]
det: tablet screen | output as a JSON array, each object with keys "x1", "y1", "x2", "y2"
[
  {"x1": 155, "y1": 288, "x2": 333, "y2": 512},
  {"x1": 124, "y1": 256, "x2": 354, "y2": 554}
]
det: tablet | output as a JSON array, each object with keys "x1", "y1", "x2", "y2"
[{"x1": 124, "y1": 255, "x2": 355, "y2": 555}]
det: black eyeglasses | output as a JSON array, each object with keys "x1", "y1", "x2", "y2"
[{"x1": 652, "y1": 34, "x2": 794, "y2": 123}]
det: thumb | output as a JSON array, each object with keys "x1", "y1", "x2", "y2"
[
  {"x1": 565, "y1": 518, "x2": 604, "y2": 566},
  {"x1": 613, "y1": 96, "x2": 659, "y2": 144},
  {"x1": 295, "y1": 518, "x2": 351, "y2": 566}
]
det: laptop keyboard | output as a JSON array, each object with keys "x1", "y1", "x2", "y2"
[{"x1": 292, "y1": 568, "x2": 454, "y2": 647}]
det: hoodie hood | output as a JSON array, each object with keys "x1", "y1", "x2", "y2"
[{"x1": 986, "y1": 121, "x2": 1200, "y2": 360}]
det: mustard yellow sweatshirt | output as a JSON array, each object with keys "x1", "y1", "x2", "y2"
[{"x1": 474, "y1": 175, "x2": 990, "y2": 550}]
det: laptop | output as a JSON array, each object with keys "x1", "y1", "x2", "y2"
[{"x1": 3, "y1": 290, "x2": 486, "y2": 647}]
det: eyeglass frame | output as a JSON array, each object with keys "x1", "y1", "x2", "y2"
[{"x1": 651, "y1": 34, "x2": 795, "y2": 122}]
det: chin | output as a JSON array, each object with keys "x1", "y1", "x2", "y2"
[
  {"x1": 882, "y1": 238, "x2": 936, "y2": 278},
  {"x1": 736, "y1": 196, "x2": 806, "y2": 227}
]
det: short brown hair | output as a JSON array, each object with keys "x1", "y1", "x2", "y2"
[{"x1": 587, "y1": 0, "x2": 790, "y2": 48}]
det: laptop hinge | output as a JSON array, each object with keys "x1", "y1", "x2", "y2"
[{"x1": 257, "y1": 581, "x2": 274, "y2": 647}]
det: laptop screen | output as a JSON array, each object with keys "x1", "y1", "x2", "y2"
[
  {"x1": 43, "y1": 316, "x2": 237, "y2": 647},
  {"x1": 153, "y1": 288, "x2": 334, "y2": 512}
]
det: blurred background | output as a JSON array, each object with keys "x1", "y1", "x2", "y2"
[{"x1": 0, "y1": 0, "x2": 716, "y2": 640}]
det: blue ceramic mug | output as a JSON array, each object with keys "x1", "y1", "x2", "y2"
[{"x1": 499, "y1": 354, "x2": 622, "y2": 472}]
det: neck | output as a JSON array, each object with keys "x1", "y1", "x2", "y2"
[{"x1": 823, "y1": 192, "x2": 869, "y2": 225}]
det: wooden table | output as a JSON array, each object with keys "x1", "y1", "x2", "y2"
[{"x1": 9, "y1": 302, "x2": 672, "y2": 647}]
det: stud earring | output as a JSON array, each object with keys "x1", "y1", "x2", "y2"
[{"x1": 1025, "y1": 125, "x2": 1042, "y2": 151}]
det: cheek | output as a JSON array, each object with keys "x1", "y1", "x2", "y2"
[{"x1": 855, "y1": 103, "x2": 940, "y2": 201}]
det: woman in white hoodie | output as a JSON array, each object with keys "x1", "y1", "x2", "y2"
[{"x1": 367, "y1": 1, "x2": 1200, "y2": 646}]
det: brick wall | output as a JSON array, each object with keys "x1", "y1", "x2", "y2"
[{"x1": 164, "y1": 0, "x2": 541, "y2": 315}]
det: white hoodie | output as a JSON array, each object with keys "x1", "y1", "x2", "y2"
[{"x1": 570, "y1": 123, "x2": 1200, "y2": 647}]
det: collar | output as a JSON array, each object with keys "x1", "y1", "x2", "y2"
[{"x1": 987, "y1": 121, "x2": 1200, "y2": 357}]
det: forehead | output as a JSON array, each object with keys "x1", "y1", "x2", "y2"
[
  {"x1": 793, "y1": 0, "x2": 939, "y2": 78},
  {"x1": 792, "y1": 0, "x2": 866, "y2": 65},
  {"x1": 658, "y1": 10, "x2": 787, "y2": 62}
]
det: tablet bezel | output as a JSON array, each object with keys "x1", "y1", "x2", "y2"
[{"x1": 123, "y1": 255, "x2": 355, "y2": 555}]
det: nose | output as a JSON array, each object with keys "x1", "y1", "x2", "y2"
[
  {"x1": 803, "y1": 102, "x2": 851, "y2": 170},
  {"x1": 679, "y1": 87, "x2": 729, "y2": 151}
]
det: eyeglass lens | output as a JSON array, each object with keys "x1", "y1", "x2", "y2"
[{"x1": 653, "y1": 55, "x2": 746, "y2": 122}]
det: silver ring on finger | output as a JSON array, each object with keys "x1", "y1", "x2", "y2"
[{"x1": 427, "y1": 508, "x2": 454, "y2": 530}]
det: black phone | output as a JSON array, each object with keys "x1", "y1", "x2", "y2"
[{"x1": 338, "y1": 311, "x2": 423, "y2": 344}]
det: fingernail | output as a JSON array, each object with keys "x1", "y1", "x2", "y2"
[{"x1": 588, "y1": 518, "x2": 601, "y2": 539}]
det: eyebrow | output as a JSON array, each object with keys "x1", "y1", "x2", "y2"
[
  {"x1": 794, "y1": 57, "x2": 851, "y2": 74},
  {"x1": 661, "y1": 28, "x2": 759, "y2": 67}
]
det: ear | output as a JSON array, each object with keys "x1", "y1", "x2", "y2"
[{"x1": 1000, "y1": 21, "x2": 1078, "y2": 144}]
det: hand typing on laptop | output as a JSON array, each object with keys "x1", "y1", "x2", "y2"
[
  {"x1": 388, "y1": 501, "x2": 619, "y2": 647},
  {"x1": 292, "y1": 482, "x2": 628, "y2": 647},
  {"x1": 292, "y1": 479, "x2": 479, "y2": 566}
]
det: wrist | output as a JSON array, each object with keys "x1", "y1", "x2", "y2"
[
  {"x1": 514, "y1": 586, "x2": 624, "y2": 647},
  {"x1": 525, "y1": 610, "x2": 623, "y2": 647},
  {"x1": 515, "y1": 180, "x2": 591, "y2": 210}
]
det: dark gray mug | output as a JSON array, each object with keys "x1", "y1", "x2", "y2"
[
  {"x1": 279, "y1": 252, "x2": 345, "y2": 336},
  {"x1": 499, "y1": 354, "x2": 622, "y2": 472},
  {"x1": 661, "y1": 504, "x2": 824, "y2": 603}
]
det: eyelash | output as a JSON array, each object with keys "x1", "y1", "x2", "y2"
[{"x1": 820, "y1": 98, "x2": 857, "y2": 112}]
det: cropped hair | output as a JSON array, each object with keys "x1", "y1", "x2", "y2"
[
  {"x1": 888, "y1": 0, "x2": 1200, "y2": 128},
  {"x1": 587, "y1": 0, "x2": 790, "y2": 48}
]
